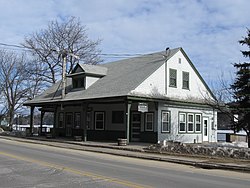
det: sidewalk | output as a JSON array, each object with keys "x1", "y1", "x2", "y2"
[{"x1": 1, "y1": 135, "x2": 250, "y2": 172}]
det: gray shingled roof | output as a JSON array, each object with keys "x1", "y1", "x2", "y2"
[
  {"x1": 25, "y1": 48, "x2": 180, "y2": 105},
  {"x1": 78, "y1": 63, "x2": 108, "y2": 76}
]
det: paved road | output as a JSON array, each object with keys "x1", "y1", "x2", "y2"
[{"x1": 0, "y1": 139, "x2": 249, "y2": 188}]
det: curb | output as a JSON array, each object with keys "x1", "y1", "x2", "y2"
[{"x1": 1, "y1": 136, "x2": 250, "y2": 173}]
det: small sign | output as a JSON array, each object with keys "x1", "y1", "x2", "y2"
[{"x1": 138, "y1": 102, "x2": 148, "y2": 113}]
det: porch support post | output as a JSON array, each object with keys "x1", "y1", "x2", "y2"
[
  {"x1": 126, "y1": 101, "x2": 132, "y2": 144},
  {"x1": 40, "y1": 111, "x2": 45, "y2": 136},
  {"x1": 29, "y1": 106, "x2": 35, "y2": 136},
  {"x1": 83, "y1": 103, "x2": 89, "y2": 142},
  {"x1": 52, "y1": 106, "x2": 57, "y2": 138}
]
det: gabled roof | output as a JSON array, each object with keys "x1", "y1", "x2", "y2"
[{"x1": 25, "y1": 47, "x2": 213, "y2": 105}]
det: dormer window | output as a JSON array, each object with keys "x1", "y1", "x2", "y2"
[
  {"x1": 72, "y1": 76, "x2": 85, "y2": 89},
  {"x1": 68, "y1": 63, "x2": 108, "y2": 90}
]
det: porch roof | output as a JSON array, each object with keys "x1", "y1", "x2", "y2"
[{"x1": 25, "y1": 48, "x2": 180, "y2": 106}]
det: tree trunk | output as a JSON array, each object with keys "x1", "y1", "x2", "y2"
[{"x1": 8, "y1": 109, "x2": 14, "y2": 132}]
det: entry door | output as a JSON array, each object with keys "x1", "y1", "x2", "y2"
[
  {"x1": 131, "y1": 112, "x2": 141, "y2": 142},
  {"x1": 65, "y1": 113, "x2": 73, "y2": 137},
  {"x1": 203, "y1": 117, "x2": 209, "y2": 142}
]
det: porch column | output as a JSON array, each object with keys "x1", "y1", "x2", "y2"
[
  {"x1": 126, "y1": 101, "x2": 132, "y2": 144},
  {"x1": 83, "y1": 103, "x2": 89, "y2": 142},
  {"x1": 52, "y1": 106, "x2": 57, "y2": 137},
  {"x1": 40, "y1": 111, "x2": 45, "y2": 136},
  {"x1": 29, "y1": 106, "x2": 35, "y2": 136}
]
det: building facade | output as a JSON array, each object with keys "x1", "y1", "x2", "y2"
[{"x1": 25, "y1": 48, "x2": 217, "y2": 143}]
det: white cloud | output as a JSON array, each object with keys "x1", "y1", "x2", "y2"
[{"x1": 0, "y1": 0, "x2": 249, "y2": 88}]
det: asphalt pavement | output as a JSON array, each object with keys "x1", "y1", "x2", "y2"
[
  {"x1": 0, "y1": 135, "x2": 249, "y2": 173},
  {"x1": 1, "y1": 137, "x2": 250, "y2": 188}
]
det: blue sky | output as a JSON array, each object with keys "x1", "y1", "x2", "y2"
[{"x1": 0, "y1": 0, "x2": 249, "y2": 89}]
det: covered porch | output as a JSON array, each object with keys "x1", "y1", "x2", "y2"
[{"x1": 27, "y1": 96, "x2": 158, "y2": 143}]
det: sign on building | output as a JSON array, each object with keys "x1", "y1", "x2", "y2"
[{"x1": 138, "y1": 102, "x2": 148, "y2": 113}]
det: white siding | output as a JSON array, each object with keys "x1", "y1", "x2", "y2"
[
  {"x1": 158, "y1": 103, "x2": 217, "y2": 143},
  {"x1": 166, "y1": 50, "x2": 211, "y2": 100},
  {"x1": 132, "y1": 63, "x2": 166, "y2": 96},
  {"x1": 86, "y1": 76, "x2": 100, "y2": 89},
  {"x1": 131, "y1": 50, "x2": 213, "y2": 101}
]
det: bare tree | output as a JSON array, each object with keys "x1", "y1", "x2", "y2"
[
  {"x1": 22, "y1": 17, "x2": 102, "y2": 85},
  {"x1": 0, "y1": 50, "x2": 38, "y2": 130}
]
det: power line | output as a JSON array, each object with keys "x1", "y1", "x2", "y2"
[
  {"x1": 0, "y1": 42, "x2": 26, "y2": 49},
  {"x1": 0, "y1": 42, "x2": 146, "y2": 58}
]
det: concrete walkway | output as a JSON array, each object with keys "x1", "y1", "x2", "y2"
[{"x1": 0, "y1": 135, "x2": 250, "y2": 173}]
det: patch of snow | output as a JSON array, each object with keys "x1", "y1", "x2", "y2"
[
  {"x1": 217, "y1": 130, "x2": 247, "y2": 135},
  {"x1": 217, "y1": 142, "x2": 248, "y2": 148}
]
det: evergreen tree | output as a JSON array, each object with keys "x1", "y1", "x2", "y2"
[{"x1": 231, "y1": 29, "x2": 250, "y2": 148}]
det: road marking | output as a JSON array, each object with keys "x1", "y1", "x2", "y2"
[{"x1": 0, "y1": 151, "x2": 151, "y2": 188}]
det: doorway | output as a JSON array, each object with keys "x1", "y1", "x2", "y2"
[
  {"x1": 65, "y1": 113, "x2": 73, "y2": 137},
  {"x1": 203, "y1": 117, "x2": 209, "y2": 142},
  {"x1": 131, "y1": 112, "x2": 141, "y2": 141}
]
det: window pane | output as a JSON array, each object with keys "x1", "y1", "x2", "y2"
[
  {"x1": 188, "y1": 114, "x2": 194, "y2": 122},
  {"x1": 162, "y1": 112, "x2": 169, "y2": 122},
  {"x1": 196, "y1": 123, "x2": 201, "y2": 131},
  {"x1": 66, "y1": 114, "x2": 72, "y2": 124},
  {"x1": 188, "y1": 123, "x2": 194, "y2": 131},
  {"x1": 162, "y1": 122, "x2": 169, "y2": 132},
  {"x1": 196, "y1": 115, "x2": 201, "y2": 122},
  {"x1": 146, "y1": 113, "x2": 153, "y2": 122},
  {"x1": 180, "y1": 114, "x2": 185, "y2": 122},
  {"x1": 96, "y1": 113, "x2": 104, "y2": 121},
  {"x1": 96, "y1": 122, "x2": 103, "y2": 129},
  {"x1": 146, "y1": 122, "x2": 153, "y2": 130},
  {"x1": 180, "y1": 123, "x2": 185, "y2": 131}
]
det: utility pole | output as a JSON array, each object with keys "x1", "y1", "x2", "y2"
[
  {"x1": 61, "y1": 50, "x2": 67, "y2": 99},
  {"x1": 60, "y1": 50, "x2": 79, "y2": 99}
]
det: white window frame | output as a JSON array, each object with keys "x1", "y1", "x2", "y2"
[
  {"x1": 95, "y1": 112, "x2": 105, "y2": 130},
  {"x1": 145, "y1": 113, "x2": 154, "y2": 131},
  {"x1": 161, "y1": 111, "x2": 170, "y2": 133},
  {"x1": 179, "y1": 113, "x2": 186, "y2": 132},
  {"x1": 187, "y1": 113, "x2": 194, "y2": 132},
  {"x1": 182, "y1": 71, "x2": 189, "y2": 89},
  {"x1": 195, "y1": 114, "x2": 202, "y2": 133},
  {"x1": 169, "y1": 68, "x2": 177, "y2": 87}
]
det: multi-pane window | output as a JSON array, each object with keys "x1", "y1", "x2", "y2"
[
  {"x1": 161, "y1": 111, "x2": 170, "y2": 133},
  {"x1": 58, "y1": 112, "x2": 64, "y2": 128},
  {"x1": 195, "y1": 114, "x2": 201, "y2": 132},
  {"x1": 179, "y1": 112, "x2": 202, "y2": 133},
  {"x1": 169, "y1": 69, "x2": 177, "y2": 87},
  {"x1": 179, "y1": 113, "x2": 186, "y2": 132},
  {"x1": 182, "y1": 71, "x2": 189, "y2": 89},
  {"x1": 145, "y1": 113, "x2": 154, "y2": 131},
  {"x1": 187, "y1": 114, "x2": 194, "y2": 132},
  {"x1": 95, "y1": 112, "x2": 105, "y2": 130},
  {"x1": 74, "y1": 112, "x2": 81, "y2": 129}
]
